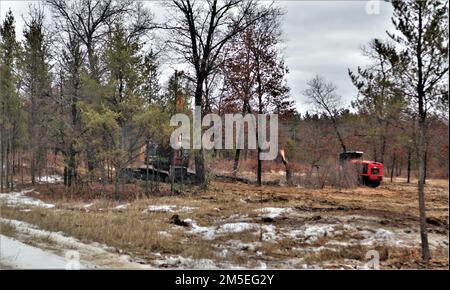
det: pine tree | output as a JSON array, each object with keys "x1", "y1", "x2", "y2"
[
  {"x1": 349, "y1": 39, "x2": 405, "y2": 163},
  {"x1": 140, "y1": 50, "x2": 161, "y2": 105},
  {"x1": 57, "y1": 29, "x2": 84, "y2": 187},
  {"x1": 0, "y1": 9, "x2": 25, "y2": 191},
  {"x1": 22, "y1": 7, "x2": 53, "y2": 184},
  {"x1": 383, "y1": 0, "x2": 448, "y2": 261}
]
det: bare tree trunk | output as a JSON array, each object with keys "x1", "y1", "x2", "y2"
[
  {"x1": 0, "y1": 125, "x2": 4, "y2": 192},
  {"x1": 195, "y1": 149, "x2": 206, "y2": 185},
  {"x1": 194, "y1": 77, "x2": 206, "y2": 185},
  {"x1": 20, "y1": 150, "x2": 24, "y2": 186},
  {"x1": 330, "y1": 117, "x2": 346, "y2": 153},
  {"x1": 257, "y1": 146, "x2": 262, "y2": 186},
  {"x1": 233, "y1": 148, "x2": 241, "y2": 178},
  {"x1": 67, "y1": 150, "x2": 76, "y2": 187},
  {"x1": 6, "y1": 133, "x2": 10, "y2": 190},
  {"x1": 380, "y1": 135, "x2": 387, "y2": 164},
  {"x1": 390, "y1": 155, "x2": 396, "y2": 183},
  {"x1": 64, "y1": 166, "x2": 68, "y2": 186},
  {"x1": 114, "y1": 169, "x2": 120, "y2": 199},
  {"x1": 30, "y1": 152, "x2": 36, "y2": 185},
  {"x1": 256, "y1": 57, "x2": 263, "y2": 187},
  {"x1": 233, "y1": 102, "x2": 250, "y2": 179},
  {"x1": 145, "y1": 144, "x2": 149, "y2": 196},
  {"x1": 423, "y1": 146, "x2": 428, "y2": 185},
  {"x1": 397, "y1": 156, "x2": 402, "y2": 177},
  {"x1": 417, "y1": 116, "x2": 430, "y2": 260},
  {"x1": 10, "y1": 139, "x2": 15, "y2": 191}
]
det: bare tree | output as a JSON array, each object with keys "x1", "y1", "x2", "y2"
[
  {"x1": 165, "y1": 0, "x2": 272, "y2": 184},
  {"x1": 303, "y1": 75, "x2": 347, "y2": 153},
  {"x1": 46, "y1": 0, "x2": 153, "y2": 80}
]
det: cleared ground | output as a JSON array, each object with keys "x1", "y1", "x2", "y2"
[{"x1": 0, "y1": 177, "x2": 448, "y2": 269}]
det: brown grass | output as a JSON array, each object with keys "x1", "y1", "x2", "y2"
[
  {"x1": 0, "y1": 222, "x2": 18, "y2": 237},
  {"x1": 1, "y1": 177, "x2": 448, "y2": 269}
]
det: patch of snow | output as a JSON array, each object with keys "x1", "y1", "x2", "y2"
[
  {"x1": 154, "y1": 255, "x2": 217, "y2": 269},
  {"x1": 218, "y1": 249, "x2": 228, "y2": 258},
  {"x1": 326, "y1": 240, "x2": 352, "y2": 247},
  {"x1": 303, "y1": 224, "x2": 336, "y2": 243},
  {"x1": 84, "y1": 203, "x2": 94, "y2": 208},
  {"x1": 158, "y1": 231, "x2": 171, "y2": 237},
  {"x1": 0, "y1": 189, "x2": 55, "y2": 209},
  {"x1": 38, "y1": 175, "x2": 63, "y2": 184},
  {"x1": 285, "y1": 229, "x2": 304, "y2": 239},
  {"x1": 144, "y1": 204, "x2": 195, "y2": 213},
  {"x1": 217, "y1": 222, "x2": 258, "y2": 234},
  {"x1": 146, "y1": 205, "x2": 175, "y2": 212},
  {"x1": 255, "y1": 207, "x2": 293, "y2": 219},
  {"x1": 225, "y1": 240, "x2": 261, "y2": 251},
  {"x1": 188, "y1": 220, "x2": 277, "y2": 242},
  {"x1": 260, "y1": 225, "x2": 277, "y2": 241},
  {"x1": 361, "y1": 228, "x2": 396, "y2": 246},
  {"x1": 283, "y1": 224, "x2": 336, "y2": 243},
  {"x1": 114, "y1": 203, "x2": 130, "y2": 210},
  {"x1": 0, "y1": 235, "x2": 88, "y2": 269},
  {"x1": 189, "y1": 222, "x2": 216, "y2": 240},
  {"x1": 0, "y1": 218, "x2": 151, "y2": 269}
]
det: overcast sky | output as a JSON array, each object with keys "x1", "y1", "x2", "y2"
[{"x1": 0, "y1": 0, "x2": 394, "y2": 113}]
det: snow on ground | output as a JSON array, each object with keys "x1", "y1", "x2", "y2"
[
  {"x1": 144, "y1": 204, "x2": 196, "y2": 213},
  {"x1": 158, "y1": 231, "x2": 171, "y2": 237},
  {"x1": 0, "y1": 189, "x2": 55, "y2": 209},
  {"x1": 260, "y1": 225, "x2": 277, "y2": 241},
  {"x1": 223, "y1": 240, "x2": 262, "y2": 251},
  {"x1": 217, "y1": 222, "x2": 258, "y2": 234},
  {"x1": 185, "y1": 214, "x2": 447, "y2": 253},
  {"x1": 255, "y1": 207, "x2": 293, "y2": 219},
  {"x1": 114, "y1": 203, "x2": 130, "y2": 210},
  {"x1": 38, "y1": 175, "x2": 63, "y2": 184},
  {"x1": 1, "y1": 235, "x2": 88, "y2": 269},
  {"x1": 0, "y1": 218, "x2": 151, "y2": 269},
  {"x1": 185, "y1": 220, "x2": 277, "y2": 241},
  {"x1": 153, "y1": 255, "x2": 218, "y2": 269},
  {"x1": 186, "y1": 220, "x2": 216, "y2": 240},
  {"x1": 302, "y1": 224, "x2": 337, "y2": 243}
]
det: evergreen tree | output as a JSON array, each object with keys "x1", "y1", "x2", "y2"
[
  {"x1": 381, "y1": 0, "x2": 448, "y2": 260},
  {"x1": 22, "y1": 7, "x2": 53, "y2": 184},
  {"x1": 0, "y1": 10, "x2": 25, "y2": 191}
]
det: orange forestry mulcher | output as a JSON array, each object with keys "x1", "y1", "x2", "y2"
[{"x1": 339, "y1": 151, "x2": 383, "y2": 188}]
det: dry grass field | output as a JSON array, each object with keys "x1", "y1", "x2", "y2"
[{"x1": 1, "y1": 177, "x2": 448, "y2": 269}]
